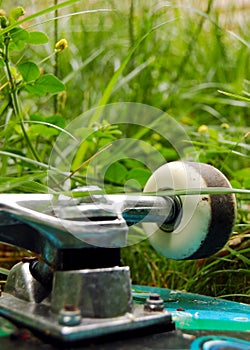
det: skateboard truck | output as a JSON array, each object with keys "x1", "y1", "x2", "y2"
[{"x1": 0, "y1": 162, "x2": 236, "y2": 343}]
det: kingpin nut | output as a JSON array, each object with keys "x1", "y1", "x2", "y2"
[
  {"x1": 144, "y1": 293, "x2": 165, "y2": 312},
  {"x1": 58, "y1": 304, "x2": 81, "y2": 326}
]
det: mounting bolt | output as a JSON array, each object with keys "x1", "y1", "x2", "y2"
[
  {"x1": 58, "y1": 304, "x2": 81, "y2": 326},
  {"x1": 144, "y1": 293, "x2": 165, "y2": 312}
]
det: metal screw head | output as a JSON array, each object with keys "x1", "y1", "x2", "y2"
[
  {"x1": 144, "y1": 293, "x2": 165, "y2": 312},
  {"x1": 58, "y1": 304, "x2": 81, "y2": 326},
  {"x1": 149, "y1": 294, "x2": 161, "y2": 301}
]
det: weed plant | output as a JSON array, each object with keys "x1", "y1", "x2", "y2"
[{"x1": 0, "y1": 0, "x2": 249, "y2": 302}]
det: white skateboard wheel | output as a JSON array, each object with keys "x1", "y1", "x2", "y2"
[{"x1": 143, "y1": 161, "x2": 237, "y2": 260}]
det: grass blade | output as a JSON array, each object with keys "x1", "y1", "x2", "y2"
[
  {"x1": 0, "y1": 0, "x2": 81, "y2": 35},
  {"x1": 218, "y1": 90, "x2": 250, "y2": 103},
  {"x1": 88, "y1": 17, "x2": 178, "y2": 125}
]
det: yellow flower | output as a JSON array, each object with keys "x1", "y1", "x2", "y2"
[
  {"x1": 221, "y1": 123, "x2": 230, "y2": 129},
  {"x1": 9, "y1": 7, "x2": 25, "y2": 23},
  {"x1": 180, "y1": 116, "x2": 192, "y2": 125},
  {"x1": 198, "y1": 124, "x2": 208, "y2": 133},
  {"x1": 0, "y1": 10, "x2": 8, "y2": 28},
  {"x1": 55, "y1": 39, "x2": 68, "y2": 52}
]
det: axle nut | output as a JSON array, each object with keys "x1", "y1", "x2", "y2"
[
  {"x1": 144, "y1": 293, "x2": 165, "y2": 312},
  {"x1": 58, "y1": 304, "x2": 81, "y2": 326}
]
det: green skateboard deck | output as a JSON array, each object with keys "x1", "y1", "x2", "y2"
[
  {"x1": 133, "y1": 285, "x2": 250, "y2": 332},
  {"x1": 1, "y1": 285, "x2": 249, "y2": 349}
]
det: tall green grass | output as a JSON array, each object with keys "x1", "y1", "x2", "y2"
[{"x1": 0, "y1": 0, "x2": 249, "y2": 301}]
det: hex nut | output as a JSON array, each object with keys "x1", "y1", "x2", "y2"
[
  {"x1": 58, "y1": 304, "x2": 82, "y2": 326},
  {"x1": 144, "y1": 294, "x2": 165, "y2": 312}
]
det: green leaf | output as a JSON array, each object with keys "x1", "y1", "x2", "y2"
[
  {"x1": 126, "y1": 168, "x2": 151, "y2": 188},
  {"x1": 18, "y1": 62, "x2": 40, "y2": 82},
  {"x1": 28, "y1": 124, "x2": 60, "y2": 137},
  {"x1": 40, "y1": 74, "x2": 66, "y2": 93},
  {"x1": 123, "y1": 159, "x2": 145, "y2": 169},
  {"x1": 0, "y1": 57, "x2": 4, "y2": 67},
  {"x1": 161, "y1": 148, "x2": 178, "y2": 160},
  {"x1": 18, "y1": 181, "x2": 50, "y2": 193},
  {"x1": 243, "y1": 178, "x2": 250, "y2": 189},
  {"x1": 105, "y1": 162, "x2": 127, "y2": 183},
  {"x1": 10, "y1": 27, "x2": 29, "y2": 50},
  {"x1": 230, "y1": 180, "x2": 242, "y2": 189},
  {"x1": 28, "y1": 113, "x2": 67, "y2": 137},
  {"x1": 26, "y1": 120, "x2": 77, "y2": 141},
  {"x1": 0, "y1": 267, "x2": 9, "y2": 276},
  {"x1": 28, "y1": 31, "x2": 49, "y2": 45},
  {"x1": 0, "y1": 173, "x2": 46, "y2": 192},
  {"x1": 235, "y1": 168, "x2": 250, "y2": 180},
  {"x1": 235, "y1": 168, "x2": 250, "y2": 188},
  {"x1": 30, "y1": 114, "x2": 66, "y2": 128},
  {"x1": 25, "y1": 74, "x2": 65, "y2": 95}
]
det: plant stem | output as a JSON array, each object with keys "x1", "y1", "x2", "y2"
[
  {"x1": 54, "y1": 0, "x2": 59, "y2": 114},
  {"x1": 172, "y1": 0, "x2": 215, "y2": 83},
  {"x1": 3, "y1": 34, "x2": 41, "y2": 162},
  {"x1": 3, "y1": 36, "x2": 19, "y2": 116},
  {"x1": 0, "y1": 0, "x2": 81, "y2": 35},
  {"x1": 129, "y1": 0, "x2": 135, "y2": 47}
]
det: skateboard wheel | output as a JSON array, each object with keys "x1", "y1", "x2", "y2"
[{"x1": 143, "y1": 161, "x2": 236, "y2": 260}]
